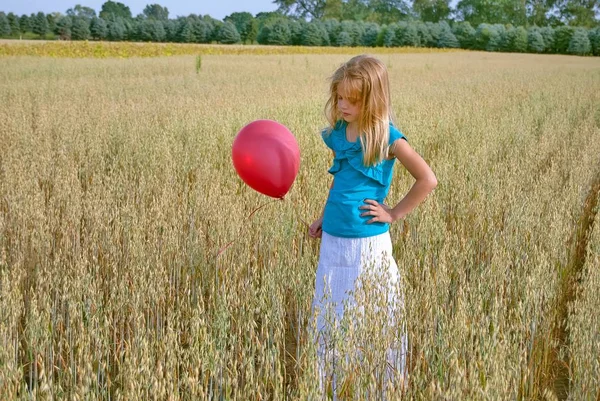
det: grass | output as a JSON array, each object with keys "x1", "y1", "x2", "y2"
[
  {"x1": 0, "y1": 51, "x2": 599, "y2": 400},
  {"x1": 0, "y1": 39, "x2": 461, "y2": 58}
]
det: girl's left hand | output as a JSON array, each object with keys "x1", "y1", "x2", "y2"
[{"x1": 359, "y1": 199, "x2": 394, "y2": 224}]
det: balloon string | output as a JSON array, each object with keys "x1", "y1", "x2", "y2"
[{"x1": 216, "y1": 198, "x2": 281, "y2": 257}]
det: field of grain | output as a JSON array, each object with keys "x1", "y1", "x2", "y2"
[{"x1": 0, "y1": 50, "x2": 599, "y2": 400}]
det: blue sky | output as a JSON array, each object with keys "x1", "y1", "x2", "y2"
[{"x1": 0, "y1": 0, "x2": 279, "y2": 20}]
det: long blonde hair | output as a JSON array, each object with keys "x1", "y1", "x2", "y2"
[{"x1": 324, "y1": 55, "x2": 395, "y2": 166}]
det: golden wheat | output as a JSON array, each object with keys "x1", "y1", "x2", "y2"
[{"x1": 0, "y1": 51, "x2": 599, "y2": 400}]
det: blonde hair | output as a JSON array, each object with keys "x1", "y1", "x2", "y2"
[{"x1": 324, "y1": 54, "x2": 395, "y2": 166}]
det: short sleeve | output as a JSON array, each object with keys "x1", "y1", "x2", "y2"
[
  {"x1": 389, "y1": 124, "x2": 407, "y2": 145},
  {"x1": 321, "y1": 128, "x2": 334, "y2": 150}
]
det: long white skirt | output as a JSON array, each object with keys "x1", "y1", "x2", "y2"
[{"x1": 312, "y1": 231, "x2": 408, "y2": 399}]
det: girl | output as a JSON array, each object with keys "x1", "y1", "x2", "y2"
[{"x1": 309, "y1": 55, "x2": 437, "y2": 397}]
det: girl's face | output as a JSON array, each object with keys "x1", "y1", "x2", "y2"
[{"x1": 337, "y1": 81, "x2": 361, "y2": 124}]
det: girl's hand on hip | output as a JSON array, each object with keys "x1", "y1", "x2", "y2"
[
  {"x1": 360, "y1": 199, "x2": 394, "y2": 224},
  {"x1": 309, "y1": 216, "x2": 323, "y2": 238}
]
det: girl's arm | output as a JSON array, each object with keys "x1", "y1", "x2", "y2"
[
  {"x1": 361, "y1": 140, "x2": 437, "y2": 224},
  {"x1": 309, "y1": 151, "x2": 336, "y2": 238}
]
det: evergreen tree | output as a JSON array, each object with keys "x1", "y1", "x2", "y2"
[
  {"x1": 107, "y1": 17, "x2": 126, "y2": 41},
  {"x1": 539, "y1": 26, "x2": 555, "y2": 53},
  {"x1": 503, "y1": 26, "x2": 528, "y2": 52},
  {"x1": 323, "y1": 18, "x2": 341, "y2": 45},
  {"x1": 289, "y1": 20, "x2": 306, "y2": 45},
  {"x1": 7, "y1": 13, "x2": 19, "y2": 35},
  {"x1": 393, "y1": 22, "x2": 420, "y2": 47},
  {"x1": 303, "y1": 21, "x2": 327, "y2": 46},
  {"x1": 553, "y1": 25, "x2": 575, "y2": 53},
  {"x1": 257, "y1": 19, "x2": 292, "y2": 45},
  {"x1": 361, "y1": 23, "x2": 380, "y2": 47},
  {"x1": 32, "y1": 12, "x2": 49, "y2": 38},
  {"x1": 138, "y1": 19, "x2": 166, "y2": 41},
  {"x1": 71, "y1": 17, "x2": 91, "y2": 40},
  {"x1": 438, "y1": 23, "x2": 459, "y2": 48},
  {"x1": 0, "y1": 13, "x2": 10, "y2": 36},
  {"x1": 217, "y1": 21, "x2": 241, "y2": 44},
  {"x1": 425, "y1": 22, "x2": 442, "y2": 47},
  {"x1": 192, "y1": 18, "x2": 212, "y2": 43},
  {"x1": 415, "y1": 22, "x2": 433, "y2": 48},
  {"x1": 475, "y1": 23, "x2": 494, "y2": 50},
  {"x1": 177, "y1": 18, "x2": 195, "y2": 43},
  {"x1": 19, "y1": 15, "x2": 31, "y2": 34},
  {"x1": 163, "y1": 19, "x2": 177, "y2": 42},
  {"x1": 337, "y1": 31, "x2": 353, "y2": 46},
  {"x1": 383, "y1": 23, "x2": 397, "y2": 47},
  {"x1": 224, "y1": 12, "x2": 254, "y2": 43},
  {"x1": 54, "y1": 16, "x2": 72, "y2": 40},
  {"x1": 527, "y1": 28, "x2": 545, "y2": 53},
  {"x1": 340, "y1": 20, "x2": 363, "y2": 46},
  {"x1": 90, "y1": 17, "x2": 108, "y2": 40},
  {"x1": 567, "y1": 28, "x2": 591, "y2": 55},
  {"x1": 453, "y1": 21, "x2": 476, "y2": 49},
  {"x1": 589, "y1": 27, "x2": 600, "y2": 56}
]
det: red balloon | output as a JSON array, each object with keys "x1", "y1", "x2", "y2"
[{"x1": 232, "y1": 120, "x2": 301, "y2": 199}]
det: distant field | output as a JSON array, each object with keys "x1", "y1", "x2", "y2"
[
  {"x1": 0, "y1": 39, "x2": 461, "y2": 58},
  {"x1": 0, "y1": 51, "x2": 599, "y2": 400}
]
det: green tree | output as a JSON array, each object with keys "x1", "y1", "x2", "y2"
[
  {"x1": 368, "y1": 0, "x2": 410, "y2": 24},
  {"x1": 32, "y1": 12, "x2": 49, "y2": 38},
  {"x1": 567, "y1": 27, "x2": 591, "y2": 54},
  {"x1": 19, "y1": 15, "x2": 32, "y2": 33},
  {"x1": 143, "y1": 4, "x2": 169, "y2": 21},
  {"x1": 137, "y1": 19, "x2": 166, "y2": 41},
  {"x1": 163, "y1": 19, "x2": 177, "y2": 42},
  {"x1": 415, "y1": 22, "x2": 433, "y2": 47},
  {"x1": 54, "y1": 16, "x2": 73, "y2": 40},
  {"x1": 589, "y1": 27, "x2": 600, "y2": 56},
  {"x1": 217, "y1": 21, "x2": 241, "y2": 44},
  {"x1": 526, "y1": 0, "x2": 556, "y2": 26},
  {"x1": 274, "y1": 0, "x2": 327, "y2": 18},
  {"x1": 393, "y1": 21, "x2": 420, "y2": 46},
  {"x1": 100, "y1": 1, "x2": 132, "y2": 20},
  {"x1": 107, "y1": 17, "x2": 127, "y2": 40},
  {"x1": 90, "y1": 17, "x2": 107, "y2": 39},
  {"x1": 176, "y1": 18, "x2": 195, "y2": 43},
  {"x1": 66, "y1": 5, "x2": 97, "y2": 19},
  {"x1": 7, "y1": 13, "x2": 19, "y2": 35},
  {"x1": 553, "y1": 25, "x2": 574, "y2": 53},
  {"x1": 336, "y1": 30, "x2": 353, "y2": 46},
  {"x1": 503, "y1": 26, "x2": 528, "y2": 52},
  {"x1": 453, "y1": 21, "x2": 477, "y2": 48},
  {"x1": 71, "y1": 17, "x2": 91, "y2": 40},
  {"x1": 0, "y1": 13, "x2": 10, "y2": 36},
  {"x1": 323, "y1": 18, "x2": 341, "y2": 44},
  {"x1": 224, "y1": 12, "x2": 255, "y2": 43},
  {"x1": 257, "y1": 19, "x2": 292, "y2": 45},
  {"x1": 361, "y1": 22, "x2": 380, "y2": 46},
  {"x1": 437, "y1": 21, "x2": 459, "y2": 47},
  {"x1": 413, "y1": 0, "x2": 452, "y2": 22},
  {"x1": 539, "y1": 26, "x2": 555, "y2": 52},
  {"x1": 527, "y1": 28, "x2": 546, "y2": 52},
  {"x1": 340, "y1": 20, "x2": 363, "y2": 46},
  {"x1": 302, "y1": 21, "x2": 328, "y2": 46},
  {"x1": 560, "y1": 0, "x2": 599, "y2": 27},
  {"x1": 192, "y1": 18, "x2": 212, "y2": 43},
  {"x1": 382, "y1": 23, "x2": 396, "y2": 46}
]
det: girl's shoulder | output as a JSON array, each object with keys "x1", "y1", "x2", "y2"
[
  {"x1": 321, "y1": 120, "x2": 346, "y2": 150},
  {"x1": 389, "y1": 122, "x2": 407, "y2": 145}
]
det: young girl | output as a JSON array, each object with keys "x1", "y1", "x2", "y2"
[{"x1": 309, "y1": 55, "x2": 437, "y2": 397}]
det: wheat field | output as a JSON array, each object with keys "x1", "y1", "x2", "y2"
[{"x1": 0, "y1": 51, "x2": 599, "y2": 400}]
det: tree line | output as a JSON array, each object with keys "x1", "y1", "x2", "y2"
[{"x1": 0, "y1": 1, "x2": 598, "y2": 56}]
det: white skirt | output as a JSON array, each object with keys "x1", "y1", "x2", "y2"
[{"x1": 312, "y1": 231, "x2": 408, "y2": 398}]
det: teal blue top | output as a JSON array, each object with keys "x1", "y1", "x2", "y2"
[{"x1": 321, "y1": 121, "x2": 406, "y2": 238}]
